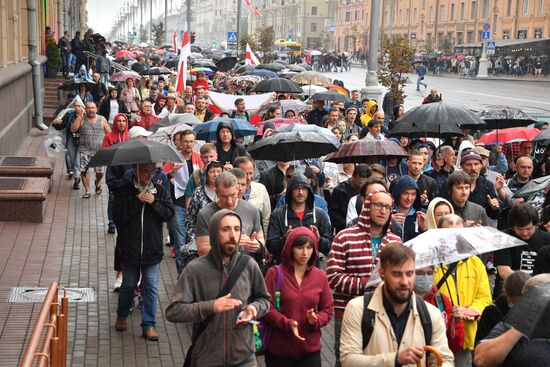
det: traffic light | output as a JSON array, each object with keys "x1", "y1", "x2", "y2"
[{"x1": 191, "y1": 32, "x2": 196, "y2": 44}]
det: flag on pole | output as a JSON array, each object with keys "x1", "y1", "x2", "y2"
[
  {"x1": 242, "y1": 0, "x2": 262, "y2": 16},
  {"x1": 246, "y1": 43, "x2": 260, "y2": 66},
  {"x1": 176, "y1": 29, "x2": 191, "y2": 92},
  {"x1": 173, "y1": 29, "x2": 178, "y2": 52}
]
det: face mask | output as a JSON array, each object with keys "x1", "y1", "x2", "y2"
[{"x1": 414, "y1": 274, "x2": 434, "y2": 294}]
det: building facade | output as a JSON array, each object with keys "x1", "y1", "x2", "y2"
[{"x1": 334, "y1": 0, "x2": 368, "y2": 52}]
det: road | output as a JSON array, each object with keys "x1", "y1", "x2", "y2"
[{"x1": 323, "y1": 67, "x2": 550, "y2": 120}]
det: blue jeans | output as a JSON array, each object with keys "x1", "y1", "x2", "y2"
[
  {"x1": 64, "y1": 133, "x2": 80, "y2": 179},
  {"x1": 170, "y1": 205, "x2": 186, "y2": 276},
  {"x1": 416, "y1": 76, "x2": 427, "y2": 90},
  {"x1": 108, "y1": 192, "x2": 115, "y2": 228},
  {"x1": 117, "y1": 262, "x2": 160, "y2": 332}
]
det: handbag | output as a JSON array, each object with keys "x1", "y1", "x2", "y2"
[
  {"x1": 183, "y1": 254, "x2": 251, "y2": 367},
  {"x1": 255, "y1": 265, "x2": 284, "y2": 355}
]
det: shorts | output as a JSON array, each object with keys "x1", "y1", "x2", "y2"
[
  {"x1": 535, "y1": 68, "x2": 542, "y2": 75},
  {"x1": 80, "y1": 152, "x2": 104, "y2": 174}
]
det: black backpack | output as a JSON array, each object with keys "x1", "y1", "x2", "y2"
[{"x1": 362, "y1": 291, "x2": 432, "y2": 350}]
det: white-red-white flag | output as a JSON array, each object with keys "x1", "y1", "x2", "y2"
[
  {"x1": 242, "y1": 0, "x2": 262, "y2": 16},
  {"x1": 176, "y1": 29, "x2": 191, "y2": 92},
  {"x1": 246, "y1": 43, "x2": 260, "y2": 65},
  {"x1": 173, "y1": 30, "x2": 178, "y2": 51}
]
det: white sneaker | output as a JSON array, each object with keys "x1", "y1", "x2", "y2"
[{"x1": 113, "y1": 274, "x2": 123, "y2": 292}]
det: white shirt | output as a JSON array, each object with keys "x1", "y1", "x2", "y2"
[{"x1": 108, "y1": 99, "x2": 119, "y2": 124}]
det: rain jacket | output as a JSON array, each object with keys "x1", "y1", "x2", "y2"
[
  {"x1": 132, "y1": 111, "x2": 160, "y2": 130},
  {"x1": 102, "y1": 113, "x2": 129, "y2": 147},
  {"x1": 389, "y1": 175, "x2": 425, "y2": 241},
  {"x1": 215, "y1": 122, "x2": 248, "y2": 165},
  {"x1": 425, "y1": 197, "x2": 454, "y2": 230},
  {"x1": 434, "y1": 256, "x2": 492, "y2": 351},
  {"x1": 326, "y1": 191, "x2": 401, "y2": 318},
  {"x1": 263, "y1": 227, "x2": 334, "y2": 359},
  {"x1": 359, "y1": 100, "x2": 378, "y2": 126},
  {"x1": 165, "y1": 209, "x2": 271, "y2": 367},
  {"x1": 339, "y1": 283, "x2": 454, "y2": 367},
  {"x1": 112, "y1": 178, "x2": 174, "y2": 266},
  {"x1": 267, "y1": 173, "x2": 333, "y2": 264}
]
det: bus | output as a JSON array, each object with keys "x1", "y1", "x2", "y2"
[{"x1": 283, "y1": 41, "x2": 302, "y2": 57}]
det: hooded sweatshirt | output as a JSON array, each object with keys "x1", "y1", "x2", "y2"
[
  {"x1": 390, "y1": 175, "x2": 425, "y2": 241},
  {"x1": 326, "y1": 190, "x2": 401, "y2": 318},
  {"x1": 102, "y1": 113, "x2": 129, "y2": 147},
  {"x1": 360, "y1": 100, "x2": 378, "y2": 126},
  {"x1": 425, "y1": 197, "x2": 454, "y2": 230},
  {"x1": 263, "y1": 227, "x2": 334, "y2": 359},
  {"x1": 215, "y1": 122, "x2": 248, "y2": 165},
  {"x1": 165, "y1": 209, "x2": 271, "y2": 367},
  {"x1": 266, "y1": 173, "x2": 333, "y2": 264}
]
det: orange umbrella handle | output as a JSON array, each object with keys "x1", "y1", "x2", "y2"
[{"x1": 416, "y1": 345, "x2": 443, "y2": 367}]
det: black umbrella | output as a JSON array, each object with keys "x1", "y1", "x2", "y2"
[
  {"x1": 163, "y1": 58, "x2": 179, "y2": 69},
  {"x1": 190, "y1": 45, "x2": 202, "y2": 53},
  {"x1": 192, "y1": 59, "x2": 217, "y2": 69},
  {"x1": 249, "y1": 128, "x2": 340, "y2": 161},
  {"x1": 396, "y1": 102, "x2": 486, "y2": 133},
  {"x1": 504, "y1": 282, "x2": 550, "y2": 339},
  {"x1": 310, "y1": 90, "x2": 350, "y2": 103},
  {"x1": 389, "y1": 120, "x2": 464, "y2": 138},
  {"x1": 57, "y1": 79, "x2": 96, "y2": 91},
  {"x1": 256, "y1": 63, "x2": 286, "y2": 72},
  {"x1": 234, "y1": 64, "x2": 256, "y2": 74},
  {"x1": 251, "y1": 77, "x2": 302, "y2": 93},
  {"x1": 278, "y1": 71, "x2": 299, "y2": 79},
  {"x1": 140, "y1": 67, "x2": 173, "y2": 75},
  {"x1": 532, "y1": 128, "x2": 550, "y2": 145},
  {"x1": 298, "y1": 63, "x2": 313, "y2": 71},
  {"x1": 512, "y1": 174, "x2": 550, "y2": 198},
  {"x1": 88, "y1": 139, "x2": 182, "y2": 167},
  {"x1": 216, "y1": 57, "x2": 238, "y2": 72},
  {"x1": 149, "y1": 113, "x2": 202, "y2": 133},
  {"x1": 289, "y1": 65, "x2": 307, "y2": 72},
  {"x1": 476, "y1": 107, "x2": 537, "y2": 129}
]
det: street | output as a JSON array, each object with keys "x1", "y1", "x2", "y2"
[{"x1": 324, "y1": 67, "x2": 550, "y2": 121}]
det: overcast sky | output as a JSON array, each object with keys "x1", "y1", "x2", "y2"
[{"x1": 87, "y1": 0, "x2": 125, "y2": 35}]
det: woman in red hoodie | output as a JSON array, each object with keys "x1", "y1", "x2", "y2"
[{"x1": 263, "y1": 226, "x2": 333, "y2": 367}]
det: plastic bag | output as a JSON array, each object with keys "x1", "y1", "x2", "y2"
[{"x1": 44, "y1": 126, "x2": 64, "y2": 157}]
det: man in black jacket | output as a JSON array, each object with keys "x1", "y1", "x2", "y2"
[
  {"x1": 391, "y1": 151, "x2": 438, "y2": 208},
  {"x1": 114, "y1": 162, "x2": 174, "y2": 341},
  {"x1": 329, "y1": 164, "x2": 370, "y2": 233},
  {"x1": 266, "y1": 173, "x2": 332, "y2": 264}
]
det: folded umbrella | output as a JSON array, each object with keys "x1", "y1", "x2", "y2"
[
  {"x1": 149, "y1": 113, "x2": 202, "y2": 133},
  {"x1": 477, "y1": 127, "x2": 541, "y2": 145},
  {"x1": 512, "y1": 174, "x2": 550, "y2": 198},
  {"x1": 504, "y1": 283, "x2": 550, "y2": 339},
  {"x1": 193, "y1": 117, "x2": 256, "y2": 141},
  {"x1": 251, "y1": 77, "x2": 302, "y2": 93},
  {"x1": 325, "y1": 140, "x2": 409, "y2": 163},
  {"x1": 89, "y1": 139, "x2": 182, "y2": 167}
]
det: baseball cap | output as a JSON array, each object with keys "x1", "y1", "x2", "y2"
[
  {"x1": 460, "y1": 152, "x2": 482, "y2": 165},
  {"x1": 129, "y1": 126, "x2": 153, "y2": 139},
  {"x1": 473, "y1": 146, "x2": 490, "y2": 158}
]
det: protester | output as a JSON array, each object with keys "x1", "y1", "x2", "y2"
[
  {"x1": 98, "y1": 87, "x2": 127, "y2": 125},
  {"x1": 121, "y1": 77, "x2": 141, "y2": 113},
  {"x1": 214, "y1": 122, "x2": 248, "y2": 169}
]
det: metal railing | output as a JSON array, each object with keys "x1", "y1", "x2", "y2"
[
  {"x1": 19, "y1": 282, "x2": 68, "y2": 367},
  {"x1": 83, "y1": 50, "x2": 132, "y2": 72}
]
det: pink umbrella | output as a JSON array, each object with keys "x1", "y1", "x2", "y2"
[
  {"x1": 115, "y1": 50, "x2": 136, "y2": 58},
  {"x1": 254, "y1": 118, "x2": 303, "y2": 135}
]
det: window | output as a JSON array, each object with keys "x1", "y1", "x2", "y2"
[
  {"x1": 385, "y1": 10, "x2": 390, "y2": 24},
  {"x1": 399, "y1": 9, "x2": 402, "y2": 24},
  {"x1": 471, "y1": 0, "x2": 477, "y2": 18},
  {"x1": 539, "y1": 0, "x2": 544, "y2": 13},
  {"x1": 429, "y1": 6, "x2": 433, "y2": 22},
  {"x1": 451, "y1": 4, "x2": 455, "y2": 20},
  {"x1": 345, "y1": 12, "x2": 350, "y2": 21},
  {"x1": 440, "y1": 5, "x2": 445, "y2": 20},
  {"x1": 355, "y1": 10, "x2": 358, "y2": 20},
  {"x1": 414, "y1": 8, "x2": 417, "y2": 21},
  {"x1": 311, "y1": 6, "x2": 317, "y2": 15},
  {"x1": 311, "y1": 22, "x2": 317, "y2": 31},
  {"x1": 503, "y1": 29, "x2": 510, "y2": 38},
  {"x1": 518, "y1": 29, "x2": 527, "y2": 38},
  {"x1": 535, "y1": 29, "x2": 543, "y2": 38},
  {"x1": 467, "y1": 30, "x2": 474, "y2": 42},
  {"x1": 482, "y1": 0, "x2": 489, "y2": 17},
  {"x1": 507, "y1": 0, "x2": 512, "y2": 15},
  {"x1": 422, "y1": 0, "x2": 426, "y2": 8},
  {"x1": 523, "y1": 0, "x2": 529, "y2": 14},
  {"x1": 406, "y1": 9, "x2": 410, "y2": 24},
  {"x1": 460, "y1": 2, "x2": 465, "y2": 19}
]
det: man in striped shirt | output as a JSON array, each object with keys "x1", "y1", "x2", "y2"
[{"x1": 327, "y1": 190, "x2": 401, "y2": 366}]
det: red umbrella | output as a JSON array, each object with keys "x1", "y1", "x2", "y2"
[
  {"x1": 255, "y1": 118, "x2": 303, "y2": 135},
  {"x1": 477, "y1": 127, "x2": 541, "y2": 145},
  {"x1": 115, "y1": 50, "x2": 136, "y2": 58},
  {"x1": 325, "y1": 139, "x2": 409, "y2": 163}
]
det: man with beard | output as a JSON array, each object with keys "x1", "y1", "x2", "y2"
[
  {"x1": 166, "y1": 210, "x2": 270, "y2": 366},
  {"x1": 339, "y1": 243, "x2": 454, "y2": 367},
  {"x1": 194, "y1": 96, "x2": 215, "y2": 122}
]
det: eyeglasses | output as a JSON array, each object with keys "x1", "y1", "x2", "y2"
[{"x1": 371, "y1": 202, "x2": 392, "y2": 211}]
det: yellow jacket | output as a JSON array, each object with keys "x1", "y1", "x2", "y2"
[
  {"x1": 340, "y1": 283, "x2": 454, "y2": 367},
  {"x1": 434, "y1": 256, "x2": 492, "y2": 351},
  {"x1": 360, "y1": 100, "x2": 378, "y2": 126}
]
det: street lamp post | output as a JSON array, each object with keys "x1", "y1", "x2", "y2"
[{"x1": 361, "y1": 0, "x2": 385, "y2": 102}]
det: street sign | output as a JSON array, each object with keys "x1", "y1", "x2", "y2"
[
  {"x1": 227, "y1": 32, "x2": 238, "y2": 45},
  {"x1": 481, "y1": 31, "x2": 490, "y2": 40},
  {"x1": 483, "y1": 23, "x2": 491, "y2": 31},
  {"x1": 487, "y1": 41, "x2": 496, "y2": 48},
  {"x1": 487, "y1": 49, "x2": 495, "y2": 55}
]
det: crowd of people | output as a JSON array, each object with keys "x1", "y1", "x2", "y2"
[{"x1": 49, "y1": 33, "x2": 550, "y2": 367}]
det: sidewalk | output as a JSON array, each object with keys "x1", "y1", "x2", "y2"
[{"x1": 0, "y1": 129, "x2": 336, "y2": 366}]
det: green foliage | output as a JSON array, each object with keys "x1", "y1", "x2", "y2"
[
  {"x1": 238, "y1": 33, "x2": 258, "y2": 60},
  {"x1": 319, "y1": 31, "x2": 333, "y2": 51},
  {"x1": 440, "y1": 35, "x2": 453, "y2": 54},
  {"x1": 377, "y1": 35, "x2": 414, "y2": 102},
  {"x1": 424, "y1": 35, "x2": 434, "y2": 53},
  {"x1": 151, "y1": 22, "x2": 166, "y2": 46},
  {"x1": 256, "y1": 26, "x2": 274, "y2": 54},
  {"x1": 139, "y1": 26, "x2": 148, "y2": 43},
  {"x1": 46, "y1": 39, "x2": 62, "y2": 69}
]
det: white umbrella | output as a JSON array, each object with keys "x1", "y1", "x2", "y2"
[
  {"x1": 301, "y1": 85, "x2": 327, "y2": 96},
  {"x1": 139, "y1": 42, "x2": 149, "y2": 48},
  {"x1": 309, "y1": 50, "x2": 322, "y2": 56}
]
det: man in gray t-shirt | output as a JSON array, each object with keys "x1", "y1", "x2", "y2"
[{"x1": 195, "y1": 172, "x2": 266, "y2": 262}]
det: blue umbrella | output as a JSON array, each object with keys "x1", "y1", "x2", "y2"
[
  {"x1": 193, "y1": 118, "x2": 257, "y2": 141},
  {"x1": 243, "y1": 69, "x2": 277, "y2": 78}
]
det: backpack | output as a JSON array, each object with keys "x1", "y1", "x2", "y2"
[
  {"x1": 231, "y1": 111, "x2": 250, "y2": 121},
  {"x1": 362, "y1": 291, "x2": 432, "y2": 350},
  {"x1": 255, "y1": 265, "x2": 284, "y2": 354}
]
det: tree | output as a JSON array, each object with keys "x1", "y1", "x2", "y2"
[
  {"x1": 319, "y1": 31, "x2": 333, "y2": 51},
  {"x1": 377, "y1": 35, "x2": 414, "y2": 102},
  {"x1": 151, "y1": 22, "x2": 166, "y2": 46},
  {"x1": 238, "y1": 33, "x2": 258, "y2": 61},
  {"x1": 139, "y1": 26, "x2": 148, "y2": 43},
  {"x1": 440, "y1": 35, "x2": 453, "y2": 54},
  {"x1": 256, "y1": 26, "x2": 275, "y2": 54},
  {"x1": 424, "y1": 35, "x2": 435, "y2": 53}
]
